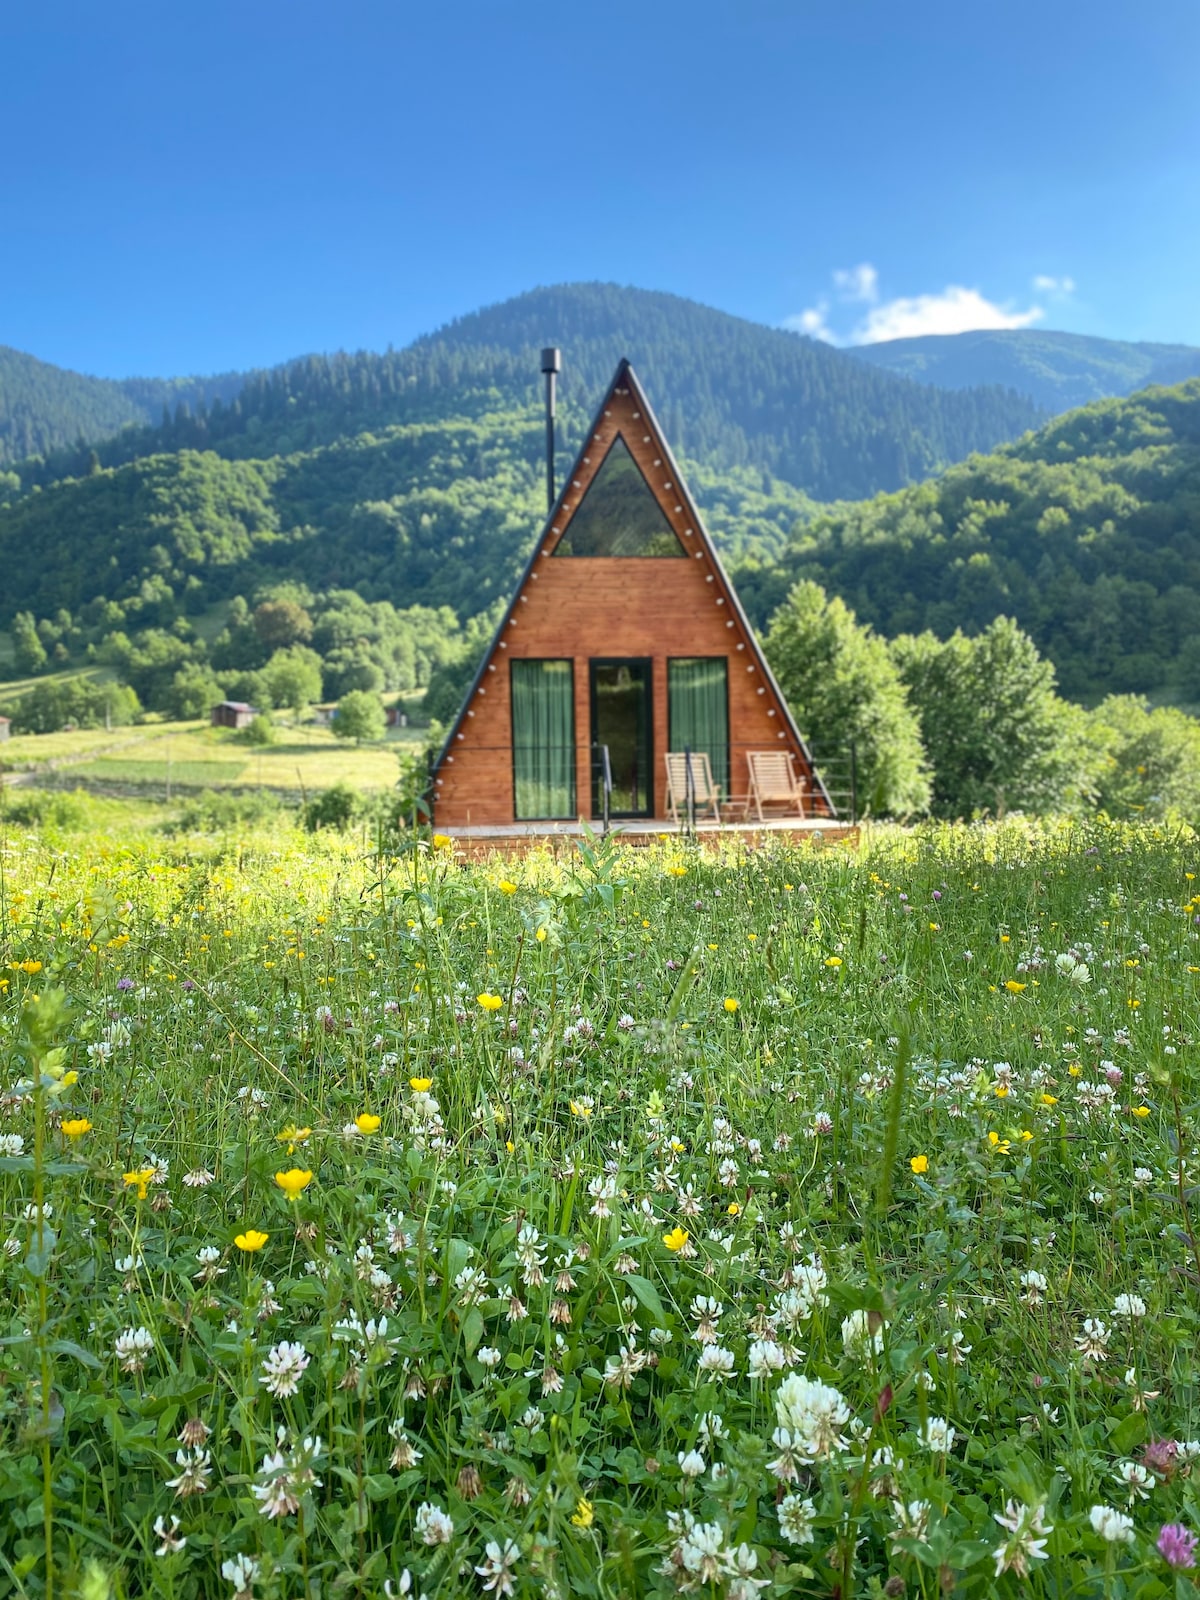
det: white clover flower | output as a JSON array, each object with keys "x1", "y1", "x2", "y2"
[
  {"x1": 166, "y1": 1447, "x2": 212, "y2": 1498},
  {"x1": 474, "y1": 1537, "x2": 520, "y2": 1596},
  {"x1": 890, "y1": 1499, "x2": 932, "y2": 1547},
  {"x1": 153, "y1": 1513, "x2": 186, "y2": 1556},
  {"x1": 841, "y1": 1308, "x2": 883, "y2": 1358},
  {"x1": 114, "y1": 1326, "x2": 154, "y2": 1373},
  {"x1": 1089, "y1": 1504, "x2": 1135, "y2": 1542},
  {"x1": 747, "y1": 1338, "x2": 787, "y2": 1378},
  {"x1": 415, "y1": 1502, "x2": 454, "y2": 1544},
  {"x1": 477, "y1": 1346, "x2": 502, "y2": 1370},
  {"x1": 918, "y1": 1417, "x2": 956, "y2": 1455},
  {"x1": 677, "y1": 1517, "x2": 724, "y2": 1582},
  {"x1": 1075, "y1": 1318, "x2": 1110, "y2": 1361},
  {"x1": 261, "y1": 1340, "x2": 310, "y2": 1398},
  {"x1": 1112, "y1": 1293, "x2": 1147, "y2": 1318},
  {"x1": 696, "y1": 1345, "x2": 735, "y2": 1379},
  {"x1": 678, "y1": 1448, "x2": 706, "y2": 1478},
  {"x1": 697, "y1": 1412, "x2": 726, "y2": 1446},
  {"x1": 777, "y1": 1493, "x2": 816, "y2": 1545},
  {"x1": 221, "y1": 1553, "x2": 260, "y2": 1599},
  {"x1": 993, "y1": 1499, "x2": 1053, "y2": 1578},
  {"x1": 0, "y1": 1134, "x2": 25, "y2": 1157},
  {"x1": 774, "y1": 1374, "x2": 851, "y2": 1460},
  {"x1": 1116, "y1": 1460, "x2": 1153, "y2": 1502},
  {"x1": 1020, "y1": 1269, "x2": 1048, "y2": 1299}
]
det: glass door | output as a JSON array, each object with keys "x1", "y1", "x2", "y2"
[{"x1": 590, "y1": 659, "x2": 652, "y2": 817}]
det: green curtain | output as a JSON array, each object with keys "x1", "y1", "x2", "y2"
[
  {"x1": 668, "y1": 658, "x2": 729, "y2": 794},
  {"x1": 512, "y1": 660, "x2": 575, "y2": 819}
]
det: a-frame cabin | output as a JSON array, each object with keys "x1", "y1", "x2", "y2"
[{"x1": 430, "y1": 360, "x2": 832, "y2": 832}]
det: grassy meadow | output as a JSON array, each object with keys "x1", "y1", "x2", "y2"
[
  {"x1": 0, "y1": 815, "x2": 1198, "y2": 1598},
  {"x1": 0, "y1": 719, "x2": 418, "y2": 795}
]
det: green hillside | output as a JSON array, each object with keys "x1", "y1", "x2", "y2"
[
  {"x1": 0, "y1": 409, "x2": 814, "y2": 629},
  {"x1": 7, "y1": 284, "x2": 1043, "y2": 505},
  {"x1": 0, "y1": 346, "x2": 247, "y2": 467},
  {"x1": 734, "y1": 379, "x2": 1200, "y2": 702},
  {"x1": 852, "y1": 327, "x2": 1200, "y2": 413}
]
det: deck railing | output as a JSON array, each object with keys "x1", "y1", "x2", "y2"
[{"x1": 436, "y1": 740, "x2": 858, "y2": 826}]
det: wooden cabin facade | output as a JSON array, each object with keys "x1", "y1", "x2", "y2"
[{"x1": 430, "y1": 361, "x2": 830, "y2": 832}]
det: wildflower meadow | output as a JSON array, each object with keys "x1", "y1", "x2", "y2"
[{"x1": 1, "y1": 816, "x2": 1198, "y2": 1599}]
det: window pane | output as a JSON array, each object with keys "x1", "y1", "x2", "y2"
[
  {"x1": 554, "y1": 437, "x2": 685, "y2": 557},
  {"x1": 668, "y1": 658, "x2": 729, "y2": 795},
  {"x1": 512, "y1": 660, "x2": 575, "y2": 819}
]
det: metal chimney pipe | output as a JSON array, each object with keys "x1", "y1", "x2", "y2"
[{"x1": 541, "y1": 347, "x2": 560, "y2": 513}]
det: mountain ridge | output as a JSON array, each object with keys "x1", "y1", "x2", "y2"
[
  {"x1": 3, "y1": 284, "x2": 1043, "y2": 498},
  {"x1": 851, "y1": 326, "x2": 1200, "y2": 413}
]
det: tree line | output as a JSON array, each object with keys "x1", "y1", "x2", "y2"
[{"x1": 766, "y1": 581, "x2": 1200, "y2": 822}]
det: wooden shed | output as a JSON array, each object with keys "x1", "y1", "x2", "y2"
[
  {"x1": 210, "y1": 700, "x2": 256, "y2": 730},
  {"x1": 430, "y1": 360, "x2": 832, "y2": 832}
]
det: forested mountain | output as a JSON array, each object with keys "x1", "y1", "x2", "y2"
[
  {"x1": 3, "y1": 286, "x2": 1199, "y2": 723},
  {"x1": 734, "y1": 380, "x2": 1200, "y2": 702},
  {"x1": 0, "y1": 346, "x2": 247, "y2": 467},
  {"x1": 852, "y1": 328, "x2": 1200, "y2": 413},
  {"x1": 0, "y1": 406, "x2": 814, "y2": 628},
  {"x1": 5, "y1": 284, "x2": 1043, "y2": 503}
]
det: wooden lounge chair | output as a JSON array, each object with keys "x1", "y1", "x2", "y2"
[
  {"x1": 664, "y1": 751, "x2": 722, "y2": 823},
  {"x1": 746, "y1": 750, "x2": 805, "y2": 821}
]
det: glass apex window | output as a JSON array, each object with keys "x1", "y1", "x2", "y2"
[{"x1": 554, "y1": 436, "x2": 686, "y2": 558}]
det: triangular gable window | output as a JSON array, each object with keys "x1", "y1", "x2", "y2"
[{"x1": 553, "y1": 436, "x2": 686, "y2": 557}]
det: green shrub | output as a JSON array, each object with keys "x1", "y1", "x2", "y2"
[{"x1": 302, "y1": 781, "x2": 360, "y2": 831}]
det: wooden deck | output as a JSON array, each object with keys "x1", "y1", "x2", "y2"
[{"x1": 441, "y1": 817, "x2": 859, "y2": 859}]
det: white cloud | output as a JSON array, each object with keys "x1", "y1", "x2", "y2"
[
  {"x1": 832, "y1": 262, "x2": 879, "y2": 303},
  {"x1": 781, "y1": 300, "x2": 839, "y2": 343},
  {"x1": 1032, "y1": 273, "x2": 1076, "y2": 294},
  {"x1": 786, "y1": 267, "x2": 1052, "y2": 346},
  {"x1": 850, "y1": 285, "x2": 1044, "y2": 344}
]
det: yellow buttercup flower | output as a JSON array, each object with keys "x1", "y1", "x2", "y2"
[
  {"x1": 987, "y1": 1132, "x2": 1011, "y2": 1154},
  {"x1": 432, "y1": 834, "x2": 453, "y2": 850},
  {"x1": 662, "y1": 1226, "x2": 689, "y2": 1252},
  {"x1": 235, "y1": 1230, "x2": 269, "y2": 1253},
  {"x1": 477, "y1": 993, "x2": 503, "y2": 1011},
  {"x1": 666, "y1": 864, "x2": 688, "y2": 877},
  {"x1": 355, "y1": 1113, "x2": 381, "y2": 1135},
  {"x1": 123, "y1": 1167, "x2": 156, "y2": 1200},
  {"x1": 276, "y1": 1124, "x2": 312, "y2": 1153},
  {"x1": 824, "y1": 956, "x2": 843, "y2": 968},
  {"x1": 570, "y1": 1497, "x2": 595, "y2": 1528},
  {"x1": 498, "y1": 880, "x2": 517, "y2": 894},
  {"x1": 910, "y1": 1154, "x2": 928, "y2": 1174},
  {"x1": 409, "y1": 1077, "x2": 432, "y2": 1093},
  {"x1": 727, "y1": 1200, "x2": 741, "y2": 1216},
  {"x1": 723, "y1": 997, "x2": 739, "y2": 1013},
  {"x1": 1039, "y1": 1094, "x2": 1058, "y2": 1106},
  {"x1": 60, "y1": 1118, "x2": 92, "y2": 1139},
  {"x1": 1132, "y1": 1105, "x2": 1151, "y2": 1118},
  {"x1": 995, "y1": 1084, "x2": 1009, "y2": 1098},
  {"x1": 274, "y1": 1168, "x2": 313, "y2": 1200},
  {"x1": 1004, "y1": 980, "x2": 1026, "y2": 994}
]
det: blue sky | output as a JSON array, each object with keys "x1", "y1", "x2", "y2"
[{"x1": 3, "y1": 0, "x2": 1197, "y2": 377}]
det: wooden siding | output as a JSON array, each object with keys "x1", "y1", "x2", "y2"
[{"x1": 433, "y1": 374, "x2": 818, "y2": 829}]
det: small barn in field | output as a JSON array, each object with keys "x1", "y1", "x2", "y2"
[
  {"x1": 210, "y1": 701, "x2": 256, "y2": 730},
  {"x1": 430, "y1": 359, "x2": 832, "y2": 834}
]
